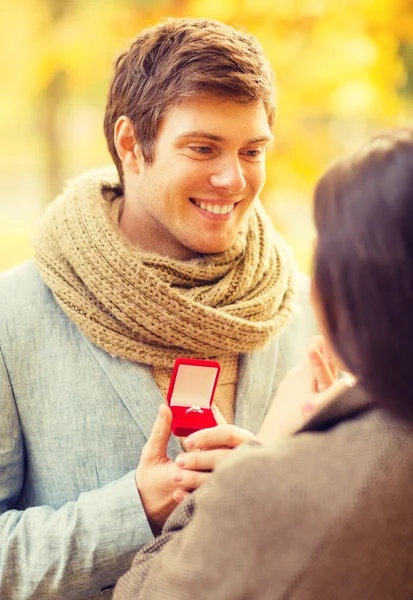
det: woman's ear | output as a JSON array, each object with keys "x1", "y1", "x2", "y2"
[{"x1": 114, "y1": 116, "x2": 143, "y2": 175}]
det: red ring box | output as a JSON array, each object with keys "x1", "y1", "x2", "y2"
[{"x1": 167, "y1": 358, "x2": 221, "y2": 437}]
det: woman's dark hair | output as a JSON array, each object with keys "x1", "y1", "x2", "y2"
[{"x1": 313, "y1": 128, "x2": 413, "y2": 418}]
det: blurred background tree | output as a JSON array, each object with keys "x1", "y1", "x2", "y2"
[{"x1": 1, "y1": 0, "x2": 412, "y2": 271}]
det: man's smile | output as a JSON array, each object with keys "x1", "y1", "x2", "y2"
[{"x1": 189, "y1": 198, "x2": 238, "y2": 216}]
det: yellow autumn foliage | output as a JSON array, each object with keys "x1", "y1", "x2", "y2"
[{"x1": 1, "y1": 0, "x2": 413, "y2": 271}]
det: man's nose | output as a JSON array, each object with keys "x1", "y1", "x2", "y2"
[{"x1": 209, "y1": 158, "x2": 246, "y2": 194}]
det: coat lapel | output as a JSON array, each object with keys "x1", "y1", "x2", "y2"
[
  {"x1": 235, "y1": 339, "x2": 280, "y2": 434},
  {"x1": 80, "y1": 335, "x2": 182, "y2": 456}
]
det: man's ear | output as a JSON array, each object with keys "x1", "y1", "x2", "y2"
[{"x1": 114, "y1": 116, "x2": 143, "y2": 174}]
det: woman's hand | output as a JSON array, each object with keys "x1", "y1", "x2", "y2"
[
  {"x1": 257, "y1": 336, "x2": 354, "y2": 444},
  {"x1": 173, "y1": 407, "x2": 256, "y2": 504}
]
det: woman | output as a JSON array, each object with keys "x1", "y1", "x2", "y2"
[{"x1": 114, "y1": 129, "x2": 413, "y2": 599}]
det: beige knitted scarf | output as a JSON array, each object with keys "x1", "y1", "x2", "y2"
[{"x1": 34, "y1": 167, "x2": 297, "y2": 368}]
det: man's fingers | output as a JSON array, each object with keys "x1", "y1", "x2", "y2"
[
  {"x1": 185, "y1": 424, "x2": 256, "y2": 450},
  {"x1": 142, "y1": 404, "x2": 173, "y2": 461},
  {"x1": 309, "y1": 346, "x2": 335, "y2": 393},
  {"x1": 176, "y1": 448, "x2": 231, "y2": 472}
]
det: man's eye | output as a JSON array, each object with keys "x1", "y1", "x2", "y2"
[
  {"x1": 189, "y1": 146, "x2": 213, "y2": 154},
  {"x1": 243, "y1": 149, "x2": 262, "y2": 157}
]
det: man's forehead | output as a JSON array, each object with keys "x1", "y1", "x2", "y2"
[
  {"x1": 175, "y1": 130, "x2": 273, "y2": 145},
  {"x1": 158, "y1": 97, "x2": 272, "y2": 141}
]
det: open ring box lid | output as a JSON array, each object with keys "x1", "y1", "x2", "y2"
[{"x1": 167, "y1": 358, "x2": 221, "y2": 437}]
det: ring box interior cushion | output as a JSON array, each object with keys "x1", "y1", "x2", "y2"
[{"x1": 167, "y1": 358, "x2": 221, "y2": 437}]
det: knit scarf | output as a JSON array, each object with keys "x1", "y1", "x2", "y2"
[{"x1": 34, "y1": 167, "x2": 297, "y2": 368}]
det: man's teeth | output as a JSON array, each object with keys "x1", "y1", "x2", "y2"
[{"x1": 193, "y1": 200, "x2": 235, "y2": 215}]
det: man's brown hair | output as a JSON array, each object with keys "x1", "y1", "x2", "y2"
[{"x1": 103, "y1": 17, "x2": 276, "y2": 185}]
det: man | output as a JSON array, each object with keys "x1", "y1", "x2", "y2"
[{"x1": 0, "y1": 17, "x2": 314, "y2": 599}]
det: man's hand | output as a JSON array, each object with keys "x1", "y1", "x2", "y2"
[
  {"x1": 173, "y1": 407, "x2": 256, "y2": 504},
  {"x1": 136, "y1": 404, "x2": 211, "y2": 535},
  {"x1": 257, "y1": 335, "x2": 354, "y2": 444}
]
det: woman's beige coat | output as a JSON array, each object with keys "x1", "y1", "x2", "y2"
[{"x1": 115, "y1": 386, "x2": 413, "y2": 600}]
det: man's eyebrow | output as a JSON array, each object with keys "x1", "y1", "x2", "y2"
[{"x1": 175, "y1": 131, "x2": 273, "y2": 144}]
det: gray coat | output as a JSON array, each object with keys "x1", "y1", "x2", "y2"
[
  {"x1": 0, "y1": 260, "x2": 314, "y2": 599},
  {"x1": 115, "y1": 386, "x2": 413, "y2": 600}
]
